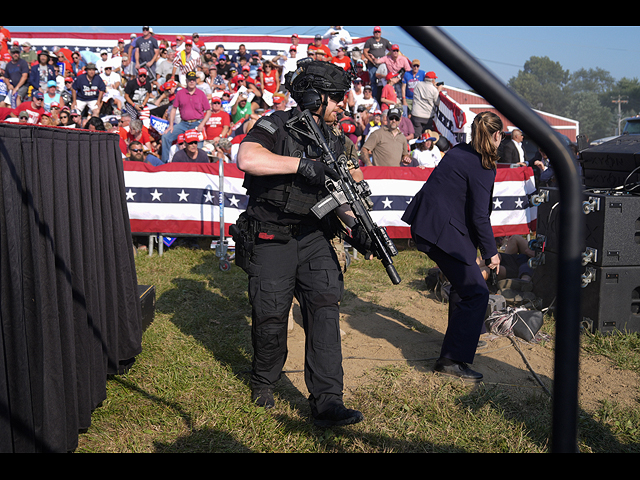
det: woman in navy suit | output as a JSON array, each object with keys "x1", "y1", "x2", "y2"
[{"x1": 402, "y1": 112, "x2": 503, "y2": 381}]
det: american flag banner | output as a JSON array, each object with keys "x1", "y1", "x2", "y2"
[
  {"x1": 123, "y1": 163, "x2": 538, "y2": 240},
  {"x1": 10, "y1": 31, "x2": 370, "y2": 64},
  {"x1": 124, "y1": 162, "x2": 247, "y2": 237},
  {"x1": 491, "y1": 166, "x2": 539, "y2": 237},
  {"x1": 363, "y1": 166, "x2": 538, "y2": 239},
  {"x1": 434, "y1": 92, "x2": 472, "y2": 147}
]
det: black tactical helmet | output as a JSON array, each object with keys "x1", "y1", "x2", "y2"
[{"x1": 285, "y1": 58, "x2": 354, "y2": 108}]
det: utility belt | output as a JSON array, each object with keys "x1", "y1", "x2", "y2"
[
  {"x1": 230, "y1": 212, "x2": 321, "y2": 272},
  {"x1": 255, "y1": 221, "x2": 320, "y2": 241}
]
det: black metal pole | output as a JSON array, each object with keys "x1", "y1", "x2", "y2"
[{"x1": 401, "y1": 26, "x2": 584, "y2": 453}]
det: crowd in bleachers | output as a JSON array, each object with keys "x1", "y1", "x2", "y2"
[{"x1": 1, "y1": 26, "x2": 449, "y2": 167}]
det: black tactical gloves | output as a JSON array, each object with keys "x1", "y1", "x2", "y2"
[
  {"x1": 349, "y1": 223, "x2": 377, "y2": 259},
  {"x1": 297, "y1": 158, "x2": 339, "y2": 187}
]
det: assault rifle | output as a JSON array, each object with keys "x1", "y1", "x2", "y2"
[{"x1": 286, "y1": 110, "x2": 402, "y2": 285}]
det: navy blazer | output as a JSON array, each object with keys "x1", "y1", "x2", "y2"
[{"x1": 402, "y1": 143, "x2": 498, "y2": 266}]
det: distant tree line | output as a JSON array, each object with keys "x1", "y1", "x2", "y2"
[{"x1": 507, "y1": 56, "x2": 640, "y2": 142}]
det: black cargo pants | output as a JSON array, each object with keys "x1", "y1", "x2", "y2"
[{"x1": 247, "y1": 229, "x2": 345, "y2": 417}]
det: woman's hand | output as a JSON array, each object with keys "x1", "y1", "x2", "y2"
[{"x1": 487, "y1": 253, "x2": 501, "y2": 271}]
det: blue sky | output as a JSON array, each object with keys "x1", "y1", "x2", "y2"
[{"x1": 6, "y1": 26, "x2": 640, "y2": 90}]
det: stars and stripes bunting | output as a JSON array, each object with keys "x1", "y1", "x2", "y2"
[
  {"x1": 124, "y1": 162, "x2": 247, "y2": 237},
  {"x1": 9, "y1": 31, "x2": 370, "y2": 62},
  {"x1": 123, "y1": 163, "x2": 538, "y2": 239}
]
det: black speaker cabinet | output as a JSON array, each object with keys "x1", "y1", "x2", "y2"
[
  {"x1": 535, "y1": 187, "x2": 640, "y2": 267},
  {"x1": 582, "y1": 264, "x2": 640, "y2": 335},
  {"x1": 532, "y1": 252, "x2": 640, "y2": 334},
  {"x1": 584, "y1": 192, "x2": 640, "y2": 267},
  {"x1": 138, "y1": 285, "x2": 156, "y2": 332},
  {"x1": 583, "y1": 169, "x2": 640, "y2": 190},
  {"x1": 581, "y1": 135, "x2": 640, "y2": 189}
]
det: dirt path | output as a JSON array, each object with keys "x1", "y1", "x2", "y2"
[{"x1": 283, "y1": 284, "x2": 639, "y2": 413}]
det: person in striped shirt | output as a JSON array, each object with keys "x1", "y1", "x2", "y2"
[{"x1": 172, "y1": 39, "x2": 202, "y2": 87}]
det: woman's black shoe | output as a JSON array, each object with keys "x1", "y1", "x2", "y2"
[{"x1": 433, "y1": 359, "x2": 483, "y2": 382}]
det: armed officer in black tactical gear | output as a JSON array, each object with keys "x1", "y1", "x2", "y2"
[{"x1": 235, "y1": 59, "x2": 366, "y2": 428}]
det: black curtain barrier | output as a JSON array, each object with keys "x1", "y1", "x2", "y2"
[{"x1": 0, "y1": 124, "x2": 142, "y2": 453}]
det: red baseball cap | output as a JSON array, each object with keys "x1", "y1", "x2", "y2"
[
  {"x1": 184, "y1": 130, "x2": 200, "y2": 143},
  {"x1": 342, "y1": 123, "x2": 356, "y2": 134}
]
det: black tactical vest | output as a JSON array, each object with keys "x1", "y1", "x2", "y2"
[{"x1": 243, "y1": 109, "x2": 344, "y2": 218}]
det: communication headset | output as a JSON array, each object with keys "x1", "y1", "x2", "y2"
[{"x1": 300, "y1": 88, "x2": 325, "y2": 111}]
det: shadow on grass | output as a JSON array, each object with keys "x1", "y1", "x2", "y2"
[{"x1": 145, "y1": 249, "x2": 636, "y2": 453}]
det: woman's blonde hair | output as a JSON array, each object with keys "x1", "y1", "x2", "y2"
[{"x1": 471, "y1": 111, "x2": 503, "y2": 170}]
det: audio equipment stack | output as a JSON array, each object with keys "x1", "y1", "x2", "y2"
[
  {"x1": 581, "y1": 135, "x2": 640, "y2": 190},
  {"x1": 530, "y1": 187, "x2": 640, "y2": 334}
]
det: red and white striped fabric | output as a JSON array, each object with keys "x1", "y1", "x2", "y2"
[
  {"x1": 10, "y1": 31, "x2": 370, "y2": 61},
  {"x1": 124, "y1": 162, "x2": 247, "y2": 237},
  {"x1": 123, "y1": 163, "x2": 538, "y2": 239},
  {"x1": 173, "y1": 51, "x2": 202, "y2": 76},
  {"x1": 363, "y1": 166, "x2": 538, "y2": 239}
]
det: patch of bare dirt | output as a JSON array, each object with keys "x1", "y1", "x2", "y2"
[{"x1": 283, "y1": 280, "x2": 640, "y2": 414}]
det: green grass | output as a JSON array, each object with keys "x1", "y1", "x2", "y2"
[{"x1": 75, "y1": 242, "x2": 640, "y2": 453}]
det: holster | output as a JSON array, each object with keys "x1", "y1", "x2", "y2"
[
  {"x1": 230, "y1": 213, "x2": 255, "y2": 273},
  {"x1": 231, "y1": 213, "x2": 318, "y2": 273}
]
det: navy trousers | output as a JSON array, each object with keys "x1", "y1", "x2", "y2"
[{"x1": 420, "y1": 242, "x2": 490, "y2": 365}]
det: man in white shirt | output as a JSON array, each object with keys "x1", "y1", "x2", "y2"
[
  {"x1": 100, "y1": 65, "x2": 124, "y2": 111},
  {"x1": 273, "y1": 46, "x2": 299, "y2": 84},
  {"x1": 347, "y1": 78, "x2": 365, "y2": 116},
  {"x1": 409, "y1": 134, "x2": 442, "y2": 168},
  {"x1": 354, "y1": 85, "x2": 380, "y2": 115},
  {"x1": 501, "y1": 129, "x2": 527, "y2": 165},
  {"x1": 513, "y1": 130, "x2": 526, "y2": 165},
  {"x1": 323, "y1": 26, "x2": 352, "y2": 56},
  {"x1": 96, "y1": 50, "x2": 112, "y2": 74}
]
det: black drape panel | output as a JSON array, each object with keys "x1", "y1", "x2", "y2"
[{"x1": 0, "y1": 124, "x2": 142, "y2": 453}]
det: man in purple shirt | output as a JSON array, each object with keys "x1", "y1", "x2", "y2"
[{"x1": 161, "y1": 71, "x2": 212, "y2": 163}]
